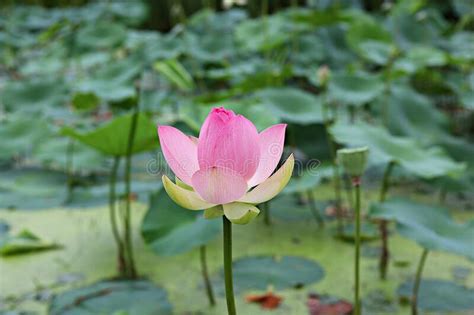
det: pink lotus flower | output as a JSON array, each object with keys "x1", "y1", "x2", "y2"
[{"x1": 158, "y1": 107, "x2": 294, "y2": 224}]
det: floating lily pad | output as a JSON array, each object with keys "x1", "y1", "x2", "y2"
[
  {"x1": 0, "y1": 229, "x2": 61, "y2": 256},
  {"x1": 62, "y1": 113, "x2": 158, "y2": 156},
  {"x1": 216, "y1": 255, "x2": 324, "y2": 293},
  {"x1": 270, "y1": 195, "x2": 327, "y2": 222},
  {"x1": 397, "y1": 279, "x2": 474, "y2": 312},
  {"x1": 329, "y1": 122, "x2": 465, "y2": 179},
  {"x1": 141, "y1": 189, "x2": 221, "y2": 256},
  {"x1": 328, "y1": 71, "x2": 384, "y2": 106},
  {"x1": 33, "y1": 137, "x2": 106, "y2": 172},
  {"x1": 0, "y1": 168, "x2": 68, "y2": 210},
  {"x1": 370, "y1": 198, "x2": 474, "y2": 260},
  {"x1": 362, "y1": 290, "x2": 398, "y2": 314},
  {"x1": 337, "y1": 222, "x2": 380, "y2": 243},
  {"x1": 0, "y1": 220, "x2": 10, "y2": 236},
  {"x1": 49, "y1": 280, "x2": 173, "y2": 315},
  {"x1": 257, "y1": 88, "x2": 324, "y2": 124},
  {"x1": 283, "y1": 169, "x2": 323, "y2": 194}
]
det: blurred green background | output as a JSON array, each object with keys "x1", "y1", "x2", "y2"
[{"x1": 0, "y1": 0, "x2": 473, "y2": 314}]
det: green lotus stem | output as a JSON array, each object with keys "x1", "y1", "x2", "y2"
[
  {"x1": 383, "y1": 52, "x2": 398, "y2": 127},
  {"x1": 326, "y1": 128, "x2": 344, "y2": 234},
  {"x1": 353, "y1": 177, "x2": 362, "y2": 315},
  {"x1": 344, "y1": 175, "x2": 355, "y2": 210},
  {"x1": 323, "y1": 99, "x2": 344, "y2": 235},
  {"x1": 263, "y1": 201, "x2": 271, "y2": 226},
  {"x1": 200, "y1": 245, "x2": 216, "y2": 306},
  {"x1": 123, "y1": 104, "x2": 140, "y2": 279},
  {"x1": 412, "y1": 249, "x2": 429, "y2": 315},
  {"x1": 109, "y1": 156, "x2": 126, "y2": 277},
  {"x1": 438, "y1": 188, "x2": 447, "y2": 205},
  {"x1": 378, "y1": 161, "x2": 395, "y2": 280},
  {"x1": 306, "y1": 190, "x2": 324, "y2": 228},
  {"x1": 65, "y1": 139, "x2": 75, "y2": 204},
  {"x1": 223, "y1": 216, "x2": 236, "y2": 315}
]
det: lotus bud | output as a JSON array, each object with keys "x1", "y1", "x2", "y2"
[
  {"x1": 337, "y1": 147, "x2": 369, "y2": 178},
  {"x1": 317, "y1": 65, "x2": 331, "y2": 87}
]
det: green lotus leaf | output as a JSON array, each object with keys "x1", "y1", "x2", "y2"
[
  {"x1": 0, "y1": 229, "x2": 61, "y2": 256},
  {"x1": 346, "y1": 17, "x2": 393, "y2": 58},
  {"x1": 235, "y1": 14, "x2": 302, "y2": 52},
  {"x1": 329, "y1": 121, "x2": 465, "y2": 179},
  {"x1": 282, "y1": 168, "x2": 323, "y2": 194},
  {"x1": 358, "y1": 40, "x2": 396, "y2": 65},
  {"x1": 49, "y1": 280, "x2": 172, "y2": 315},
  {"x1": 0, "y1": 168, "x2": 68, "y2": 210},
  {"x1": 398, "y1": 279, "x2": 474, "y2": 312},
  {"x1": 257, "y1": 87, "x2": 324, "y2": 124},
  {"x1": 290, "y1": 33, "x2": 326, "y2": 66},
  {"x1": 1, "y1": 78, "x2": 68, "y2": 111},
  {"x1": 405, "y1": 45, "x2": 447, "y2": 67},
  {"x1": 76, "y1": 54, "x2": 143, "y2": 102},
  {"x1": 107, "y1": 1, "x2": 148, "y2": 26},
  {"x1": 445, "y1": 32, "x2": 474, "y2": 62},
  {"x1": 184, "y1": 31, "x2": 234, "y2": 63},
  {"x1": 384, "y1": 84, "x2": 474, "y2": 170},
  {"x1": 215, "y1": 255, "x2": 325, "y2": 293},
  {"x1": 154, "y1": 59, "x2": 195, "y2": 92},
  {"x1": 386, "y1": 13, "x2": 439, "y2": 50},
  {"x1": 384, "y1": 85, "x2": 448, "y2": 143},
  {"x1": 0, "y1": 114, "x2": 53, "y2": 160},
  {"x1": 71, "y1": 92, "x2": 100, "y2": 111},
  {"x1": 269, "y1": 195, "x2": 328, "y2": 222},
  {"x1": 141, "y1": 190, "x2": 221, "y2": 256},
  {"x1": 76, "y1": 21, "x2": 127, "y2": 50},
  {"x1": 291, "y1": 8, "x2": 352, "y2": 27},
  {"x1": 328, "y1": 71, "x2": 385, "y2": 106},
  {"x1": 61, "y1": 112, "x2": 158, "y2": 156},
  {"x1": 32, "y1": 137, "x2": 106, "y2": 172},
  {"x1": 370, "y1": 198, "x2": 474, "y2": 260}
]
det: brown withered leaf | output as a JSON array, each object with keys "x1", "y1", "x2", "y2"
[{"x1": 246, "y1": 292, "x2": 283, "y2": 310}]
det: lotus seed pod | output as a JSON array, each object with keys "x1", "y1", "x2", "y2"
[
  {"x1": 337, "y1": 146, "x2": 369, "y2": 177},
  {"x1": 317, "y1": 65, "x2": 331, "y2": 87}
]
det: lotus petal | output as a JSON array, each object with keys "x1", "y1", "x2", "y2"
[
  {"x1": 162, "y1": 175, "x2": 216, "y2": 210},
  {"x1": 198, "y1": 107, "x2": 260, "y2": 180},
  {"x1": 158, "y1": 125, "x2": 199, "y2": 185},
  {"x1": 223, "y1": 202, "x2": 260, "y2": 225},
  {"x1": 192, "y1": 166, "x2": 248, "y2": 204},
  {"x1": 239, "y1": 154, "x2": 294, "y2": 204},
  {"x1": 248, "y1": 124, "x2": 286, "y2": 187}
]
